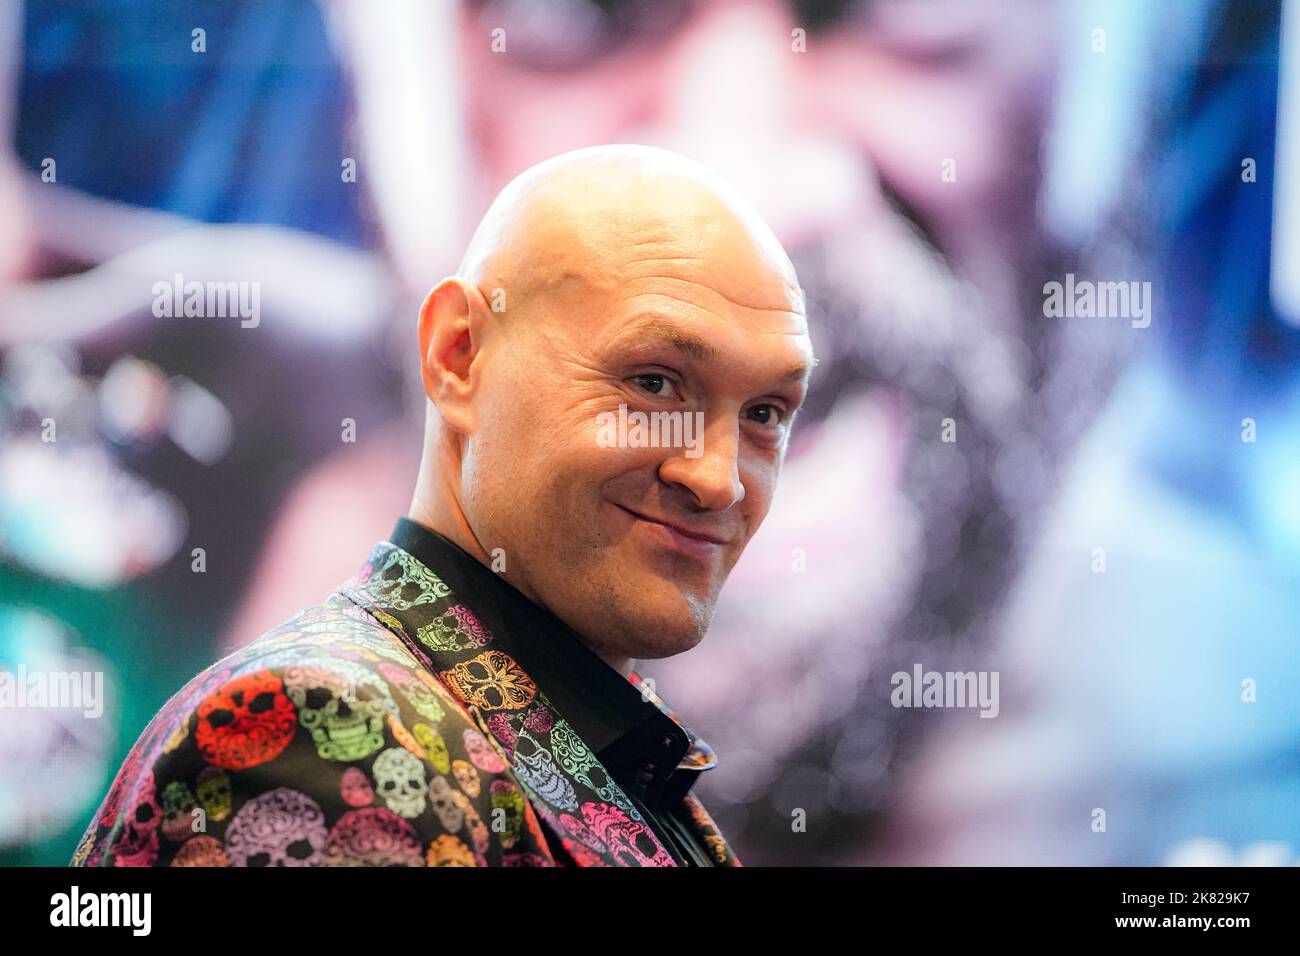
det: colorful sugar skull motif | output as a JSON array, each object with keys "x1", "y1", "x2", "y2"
[
  {"x1": 72, "y1": 541, "x2": 741, "y2": 867},
  {"x1": 195, "y1": 670, "x2": 298, "y2": 770},
  {"x1": 510, "y1": 731, "x2": 579, "y2": 813},
  {"x1": 160, "y1": 780, "x2": 200, "y2": 842},
  {"x1": 548, "y1": 719, "x2": 623, "y2": 807},
  {"x1": 561, "y1": 802, "x2": 675, "y2": 868},
  {"x1": 362, "y1": 548, "x2": 450, "y2": 611},
  {"x1": 170, "y1": 835, "x2": 229, "y2": 867},
  {"x1": 280, "y1": 656, "x2": 399, "y2": 719},
  {"x1": 413, "y1": 723, "x2": 450, "y2": 773},
  {"x1": 372, "y1": 747, "x2": 428, "y2": 819},
  {"x1": 451, "y1": 759, "x2": 480, "y2": 798},
  {"x1": 427, "y1": 775, "x2": 464, "y2": 832},
  {"x1": 195, "y1": 767, "x2": 232, "y2": 822},
  {"x1": 324, "y1": 807, "x2": 424, "y2": 866},
  {"x1": 439, "y1": 649, "x2": 536, "y2": 712},
  {"x1": 225, "y1": 788, "x2": 328, "y2": 867},
  {"x1": 417, "y1": 603, "x2": 491, "y2": 652},
  {"x1": 463, "y1": 727, "x2": 508, "y2": 774},
  {"x1": 113, "y1": 772, "x2": 162, "y2": 867},
  {"x1": 426, "y1": 833, "x2": 476, "y2": 866},
  {"x1": 378, "y1": 661, "x2": 445, "y2": 723},
  {"x1": 340, "y1": 766, "x2": 375, "y2": 807},
  {"x1": 282, "y1": 665, "x2": 386, "y2": 762}
]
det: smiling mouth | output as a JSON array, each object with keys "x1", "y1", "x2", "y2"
[{"x1": 611, "y1": 503, "x2": 730, "y2": 545}]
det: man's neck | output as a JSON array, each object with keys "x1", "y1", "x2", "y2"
[{"x1": 404, "y1": 498, "x2": 633, "y2": 677}]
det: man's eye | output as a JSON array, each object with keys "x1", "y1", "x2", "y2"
[
  {"x1": 746, "y1": 403, "x2": 784, "y2": 426},
  {"x1": 630, "y1": 373, "x2": 678, "y2": 399}
]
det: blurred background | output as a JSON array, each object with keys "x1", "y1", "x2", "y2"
[{"x1": 1, "y1": 0, "x2": 1297, "y2": 866}]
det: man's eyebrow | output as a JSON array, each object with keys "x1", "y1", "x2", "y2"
[
  {"x1": 608, "y1": 317, "x2": 719, "y2": 362},
  {"x1": 782, "y1": 361, "x2": 813, "y2": 386},
  {"x1": 608, "y1": 316, "x2": 814, "y2": 387}
]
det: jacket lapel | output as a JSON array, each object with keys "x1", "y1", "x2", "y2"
[{"x1": 341, "y1": 542, "x2": 680, "y2": 867}]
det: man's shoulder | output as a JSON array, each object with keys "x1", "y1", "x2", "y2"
[
  {"x1": 163, "y1": 593, "x2": 437, "y2": 715},
  {"x1": 70, "y1": 590, "x2": 545, "y2": 867},
  {"x1": 238, "y1": 591, "x2": 420, "y2": 670},
  {"x1": 150, "y1": 591, "x2": 488, "y2": 763}
]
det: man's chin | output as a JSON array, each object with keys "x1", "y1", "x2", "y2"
[
  {"x1": 556, "y1": 554, "x2": 719, "y2": 660},
  {"x1": 576, "y1": 585, "x2": 707, "y2": 662},
  {"x1": 623, "y1": 595, "x2": 714, "y2": 660}
]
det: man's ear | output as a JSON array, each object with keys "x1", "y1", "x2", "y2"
[{"x1": 417, "y1": 276, "x2": 487, "y2": 434}]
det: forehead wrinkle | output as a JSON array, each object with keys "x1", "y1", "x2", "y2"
[
  {"x1": 616, "y1": 274, "x2": 802, "y2": 317},
  {"x1": 612, "y1": 291, "x2": 810, "y2": 360},
  {"x1": 619, "y1": 226, "x2": 801, "y2": 310}
]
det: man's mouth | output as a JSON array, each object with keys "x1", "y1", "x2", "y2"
[{"x1": 609, "y1": 502, "x2": 731, "y2": 559}]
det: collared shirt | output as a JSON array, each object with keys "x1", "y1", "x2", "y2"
[
  {"x1": 389, "y1": 517, "x2": 720, "y2": 867},
  {"x1": 72, "y1": 518, "x2": 740, "y2": 867}
]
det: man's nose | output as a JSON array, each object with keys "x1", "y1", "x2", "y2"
[
  {"x1": 657, "y1": 415, "x2": 745, "y2": 512},
  {"x1": 635, "y1": 0, "x2": 872, "y2": 247}
]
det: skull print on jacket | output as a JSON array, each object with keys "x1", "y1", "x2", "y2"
[{"x1": 70, "y1": 540, "x2": 741, "y2": 867}]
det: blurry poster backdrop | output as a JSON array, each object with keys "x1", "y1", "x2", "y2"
[{"x1": 1, "y1": 0, "x2": 1296, "y2": 866}]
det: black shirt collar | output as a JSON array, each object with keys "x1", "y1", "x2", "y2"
[{"x1": 389, "y1": 516, "x2": 714, "y2": 810}]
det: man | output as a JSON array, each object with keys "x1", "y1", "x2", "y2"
[
  {"x1": 71, "y1": 143, "x2": 814, "y2": 867},
  {"x1": 232, "y1": 0, "x2": 1127, "y2": 864}
]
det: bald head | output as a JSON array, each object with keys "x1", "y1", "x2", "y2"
[
  {"x1": 457, "y1": 144, "x2": 802, "y2": 316},
  {"x1": 410, "y1": 144, "x2": 813, "y2": 673}
]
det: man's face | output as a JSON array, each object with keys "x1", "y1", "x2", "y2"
[{"x1": 459, "y1": 182, "x2": 812, "y2": 664}]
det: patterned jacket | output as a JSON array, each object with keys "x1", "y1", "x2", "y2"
[{"x1": 70, "y1": 537, "x2": 741, "y2": 867}]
